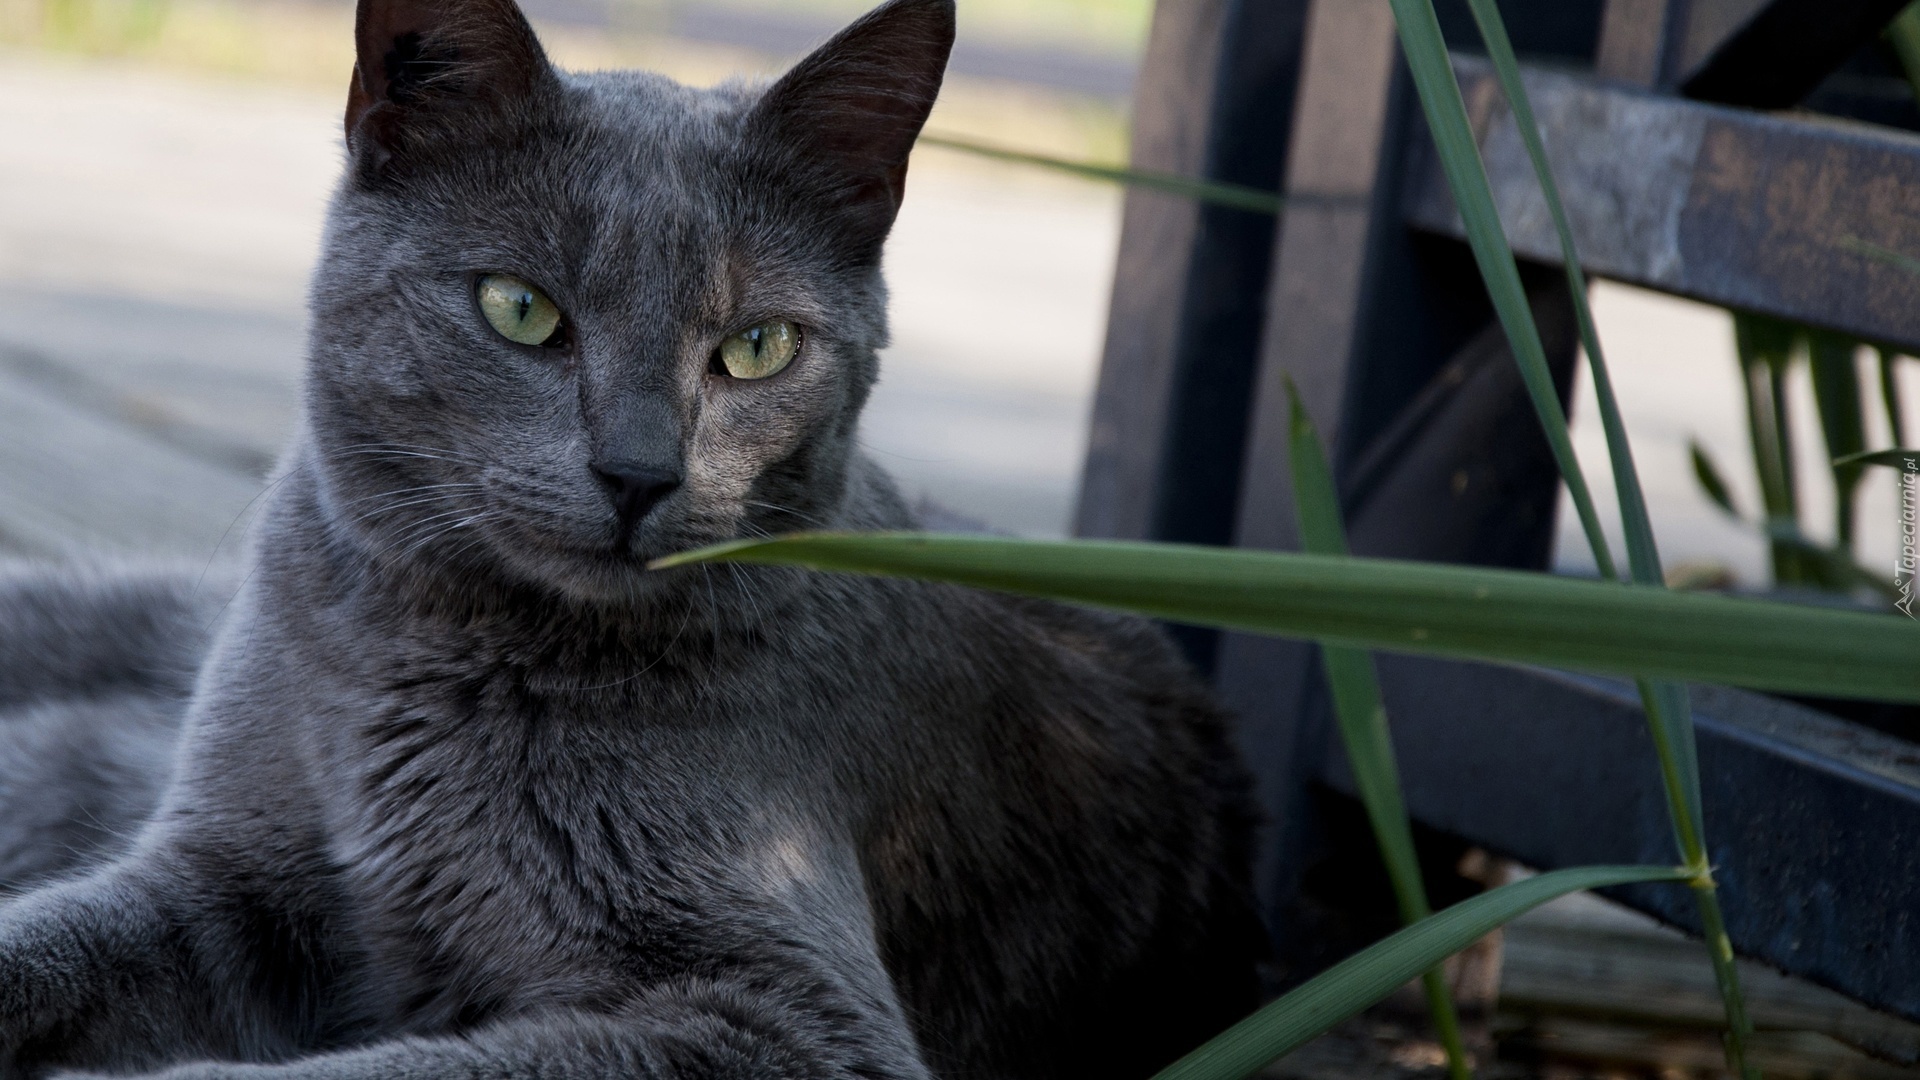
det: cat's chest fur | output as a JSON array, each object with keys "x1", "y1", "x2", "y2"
[{"x1": 258, "y1": 580, "x2": 875, "y2": 1027}]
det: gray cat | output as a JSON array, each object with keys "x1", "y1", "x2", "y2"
[{"x1": 0, "y1": 0, "x2": 1262, "y2": 1076}]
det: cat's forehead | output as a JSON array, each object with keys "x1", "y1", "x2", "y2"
[
  {"x1": 542, "y1": 72, "x2": 811, "y2": 302},
  {"x1": 561, "y1": 69, "x2": 754, "y2": 179}
]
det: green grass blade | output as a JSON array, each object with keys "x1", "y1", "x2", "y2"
[
  {"x1": 1886, "y1": 2, "x2": 1920, "y2": 103},
  {"x1": 1459, "y1": 0, "x2": 1662, "y2": 588},
  {"x1": 1879, "y1": 350, "x2": 1910, "y2": 448},
  {"x1": 1382, "y1": 0, "x2": 1615, "y2": 582},
  {"x1": 1433, "y1": 0, "x2": 1717, "y2": 842},
  {"x1": 1440, "y1": 18, "x2": 1728, "y2": 1000},
  {"x1": 1286, "y1": 386, "x2": 1471, "y2": 1080},
  {"x1": 1735, "y1": 314, "x2": 1807, "y2": 585},
  {"x1": 655, "y1": 533, "x2": 1920, "y2": 702},
  {"x1": 1774, "y1": 538, "x2": 1902, "y2": 601},
  {"x1": 1837, "y1": 448, "x2": 1920, "y2": 467},
  {"x1": 913, "y1": 134, "x2": 1284, "y2": 215},
  {"x1": 1690, "y1": 441, "x2": 1742, "y2": 519},
  {"x1": 1807, "y1": 331, "x2": 1868, "y2": 552},
  {"x1": 1150, "y1": 865, "x2": 1691, "y2": 1080}
]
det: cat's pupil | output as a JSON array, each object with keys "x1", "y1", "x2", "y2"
[{"x1": 515, "y1": 294, "x2": 531, "y2": 323}]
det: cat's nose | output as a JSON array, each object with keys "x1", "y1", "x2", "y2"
[{"x1": 591, "y1": 461, "x2": 682, "y2": 537}]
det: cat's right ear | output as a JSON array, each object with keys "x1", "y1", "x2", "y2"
[{"x1": 345, "y1": 0, "x2": 554, "y2": 171}]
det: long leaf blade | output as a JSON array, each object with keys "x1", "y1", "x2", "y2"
[
  {"x1": 1808, "y1": 331, "x2": 1869, "y2": 552},
  {"x1": 1836, "y1": 448, "x2": 1920, "y2": 467},
  {"x1": 1150, "y1": 865, "x2": 1691, "y2": 1080},
  {"x1": 1384, "y1": 0, "x2": 1615, "y2": 581},
  {"x1": 654, "y1": 533, "x2": 1920, "y2": 702},
  {"x1": 1735, "y1": 314, "x2": 1807, "y2": 585},
  {"x1": 1458, "y1": 0, "x2": 1663, "y2": 587},
  {"x1": 913, "y1": 134, "x2": 1284, "y2": 215},
  {"x1": 1690, "y1": 441, "x2": 1742, "y2": 519},
  {"x1": 1444, "y1": 3, "x2": 1720, "y2": 901},
  {"x1": 1880, "y1": 351, "x2": 1910, "y2": 448},
  {"x1": 1286, "y1": 386, "x2": 1470, "y2": 1080}
]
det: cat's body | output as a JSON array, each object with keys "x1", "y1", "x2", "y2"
[{"x1": 0, "y1": 1, "x2": 1262, "y2": 1077}]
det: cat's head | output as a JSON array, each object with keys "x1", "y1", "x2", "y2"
[{"x1": 303, "y1": 0, "x2": 952, "y2": 602}]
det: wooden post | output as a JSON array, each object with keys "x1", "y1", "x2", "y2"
[
  {"x1": 1597, "y1": 0, "x2": 1682, "y2": 85},
  {"x1": 1074, "y1": 0, "x2": 1311, "y2": 555},
  {"x1": 1211, "y1": 0, "x2": 1418, "y2": 977}
]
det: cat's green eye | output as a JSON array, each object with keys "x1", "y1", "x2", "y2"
[
  {"x1": 715, "y1": 319, "x2": 801, "y2": 380},
  {"x1": 476, "y1": 273, "x2": 565, "y2": 348}
]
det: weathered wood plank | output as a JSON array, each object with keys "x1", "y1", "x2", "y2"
[
  {"x1": 1501, "y1": 900, "x2": 1920, "y2": 1065},
  {"x1": 1492, "y1": 1014, "x2": 1915, "y2": 1079},
  {"x1": 1335, "y1": 656, "x2": 1920, "y2": 1024},
  {"x1": 1404, "y1": 55, "x2": 1920, "y2": 353},
  {"x1": 1339, "y1": 279, "x2": 1576, "y2": 571},
  {"x1": 1594, "y1": 0, "x2": 1906, "y2": 105}
]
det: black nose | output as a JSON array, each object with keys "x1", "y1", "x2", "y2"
[{"x1": 591, "y1": 461, "x2": 682, "y2": 547}]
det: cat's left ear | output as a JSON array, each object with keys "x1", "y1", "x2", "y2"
[
  {"x1": 345, "y1": 0, "x2": 555, "y2": 166},
  {"x1": 746, "y1": 0, "x2": 956, "y2": 249}
]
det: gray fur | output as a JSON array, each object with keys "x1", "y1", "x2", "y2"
[
  {"x1": 0, "y1": 1, "x2": 1261, "y2": 1077},
  {"x1": 0, "y1": 563, "x2": 225, "y2": 888}
]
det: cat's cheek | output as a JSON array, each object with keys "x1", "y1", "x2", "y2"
[{"x1": 682, "y1": 437, "x2": 770, "y2": 528}]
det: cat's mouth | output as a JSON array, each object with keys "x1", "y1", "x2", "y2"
[{"x1": 474, "y1": 509, "x2": 721, "y2": 598}]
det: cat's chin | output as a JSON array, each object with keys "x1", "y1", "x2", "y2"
[{"x1": 484, "y1": 535, "x2": 703, "y2": 607}]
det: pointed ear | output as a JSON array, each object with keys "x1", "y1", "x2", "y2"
[
  {"x1": 345, "y1": 0, "x2": 554, "y2": 166},
  {"x1": 745, "y1": 0, "x2": 955, "y2": 249}
]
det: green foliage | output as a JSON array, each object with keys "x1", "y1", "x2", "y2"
[
  {"x1": 1732, "y1": 314, "x2": 1809, "y2": 584},
  {"x1": 1886, "y1": 1, "x2": 1920, "y2": 104},
  {"x1": 27, "y1": 0, "x2": 169, "y2": 50},
  {"x1": 1285, "y1": 386, "x2": 1470, "y2": 1080},
  {"x1": 1837, "y1": 448, "x2": 1920, "y2": 467},
  {"x1": 1382, "y1": 0, "x2": 1615, "y2": 583},
  {"x1": 1386, "y1": 1, "x2": 1757, "y2": 1070},
  {"x1": 1807, "y1": 331, "x2": 1869, "y2": 551},
  {"x1": 1880, "y1": 350, "x2": 1910, "y2": 448},
  {"x1": 1148, "y1": 866, "x2": 1689, "y2": 1080},
  {"x1": 656, "y1": 533, "x2": 1920, "y2": 703},
  {"x1": 645, "y1": 0, "x2": 1154, "y2": 56},
  {"x1": 1703, "y1": 318, "x2": 1907, "y2": 598},
  {"x1": 1690, "y1": 441, "x2": 1740, "y2": 518}
]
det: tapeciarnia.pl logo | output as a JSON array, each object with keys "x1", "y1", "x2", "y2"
[{"x1": 1899, "y1": 456, "x2": 1918, "y2": 619}]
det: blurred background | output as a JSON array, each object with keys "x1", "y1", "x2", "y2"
[{"x1": 0, "y1": 0, "x2": 1914, "y2": 580}]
